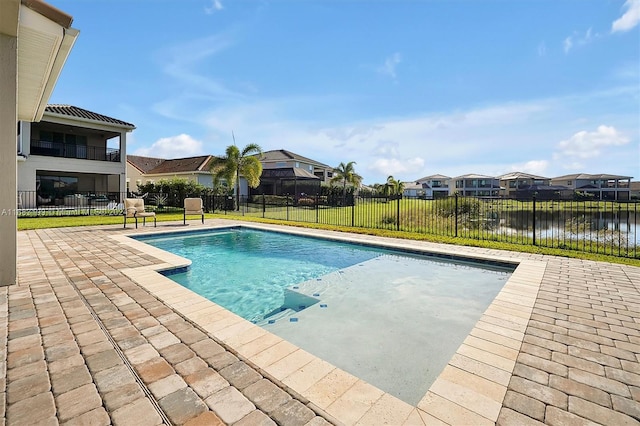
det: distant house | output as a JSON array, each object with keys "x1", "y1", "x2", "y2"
[
  {"x1": 498, "y1": 172, "x2": 550, "y2": 198},
  {"x1": 630, "y1": 181, "x2": 640, "y2": 200},
  {"x1": 496, "y1": 171, "x2": 572, "y2": 200},
  {"x1": 450, "y1": 174, "x2": 500, "y2": 197},
  {"x1": 550, "y1": 173, "x2": 633, "y2": 201},
  {"x1": 126, "y1": 149, "x2": 333, "y2": 198},
  {"x1": 402, "y1": 181, "x2": 426, "y2": 198},
  {"x1": 415, "y1": 174, "x2": 451, "y2": 199},
  {"x1": 18, "y1": 105, "x2": 135, "y2": 208},
  {"x1": 251, "y1": 149, "x2": 333, "y2": 197},
  {"x1": 126, "y1": 155, "x2": 215, "y2": 193}
]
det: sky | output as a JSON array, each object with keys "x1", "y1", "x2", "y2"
[{"x1": 48, "y1": 0, "x2": 639, "y2": 185}]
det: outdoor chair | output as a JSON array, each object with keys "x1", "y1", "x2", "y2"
[
  {"x1": 183, "y1": 197, "x2": 204, "y2": 225},
  {"x1": 124, "y1": 198, "x2": 156, "y2": 229}
]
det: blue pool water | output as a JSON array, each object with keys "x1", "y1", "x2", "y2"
[
  {"x1": 137, "y1": 228, "x2": 384, "y2": 322},
  {"x1": 136, "y1": 227, "x2": 514, "y2": 405}
]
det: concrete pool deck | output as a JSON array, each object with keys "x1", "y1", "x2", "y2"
[{"x1": 4, "y1": 219, "x2": 640, "y2": 425}]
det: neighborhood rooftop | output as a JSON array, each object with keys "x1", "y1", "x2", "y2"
[
  {"x1": 127, "y1": 155, "x2": 214, "y2": 175},
  {"x1": 258, "y1": 149, "x2": 332, "y2": 168},
  {"x1": 45, "y1": 104, "x2": 136, "y2": 129}
]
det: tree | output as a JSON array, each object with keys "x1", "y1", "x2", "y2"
[
  {"x1": 384, "y1": 175, "x2": 405, "y2": 196},
  {"x1": 330, "y1": 161, "x2": 362, "y2": 199},
  {"x1": 211, "y1": 142, "x2": 263, "y2": 210}
]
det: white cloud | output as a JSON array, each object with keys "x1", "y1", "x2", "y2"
[
  {"x1": 509, "y1": 160, "x2": 550, "y2": 176},
  {"x1": 554, "y1": 125, "x2": 629, "y2": 161},
  {"x1": 368, "y1": 157, "x2": 425, "y2": 179},
  {"x1": 133, "y1": 134, "x2": 204, "y2": 158},
  {"x1": 204, "y1": 0, "x2": 224, "y2": 15},
  {"x1": 377, "y1": 53, "x2": 402, "y2": 80},
  {"x1": 563, "y1": 28, "x2": 598, "y2": 53},
  {"x1": 612, "y1": 0, "x2": 640, "y2": 32}
]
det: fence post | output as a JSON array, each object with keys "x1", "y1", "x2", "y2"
[
  {"x1": 351, "y1": 197, "x2": 355, "y2": 227},
  {"x1": 396, "y1": 195, "x2": 400, "y2": 231},
  {"x1": 532, "y1": 195, "x2": 537, "y2": 246},
  {"x1": 455, "y1": 193, "x2": 459, "y2": 238},
  {"x1": 286, "y1": 195, "x2": 290, "y2": 221},
  {"x1": 262, "y1": 195, "x2": 266, "y2": 218},
  {"x1": 316, "y1": 194, "x2": 319, "y2": 223}
]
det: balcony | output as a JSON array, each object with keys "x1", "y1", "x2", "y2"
[{"x1": 30, "y1": 140, "x2": 120, "y2": 162}]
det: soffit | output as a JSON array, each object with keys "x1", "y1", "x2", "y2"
[{"x1": 16, "y1": 3, "x2": 78, "y2": 122}]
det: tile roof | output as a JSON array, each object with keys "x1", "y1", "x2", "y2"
[
  {"x1": 126, "y1": 155, "x2": 166, "y2": 174},
  {"x1": 127, "y1": 155, "x2": 214, "y2": 174},
  {"x1": 258, "y1": 149, "x2": 331, "y2": 169},
  {"x1": 497, "y1": 171, "x2": 549, "y2": 180},
  {"x1": 416, "y1": 174, "x2": 451, "y2": 181},
  {"x1": 45, "y1": 105, "x2": 136, "y2": 129},
  {"x1": 452, "y1": 173, "x2": 498, "y2": 179},
  {"x1": 551, "y1": 173, "x2": 633, "y2": 180}
]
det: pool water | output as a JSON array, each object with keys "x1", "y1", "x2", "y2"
[
  {"x1": 137, "y1": 228, "x2": 383, "y2": 322},
  {"x1": 137, "y1": 227, "x2": 514, "y2": 405}
]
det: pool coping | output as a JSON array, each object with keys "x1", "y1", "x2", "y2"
[{"x1": 112, "y1": 222, "x2": 546, "y2": 425}]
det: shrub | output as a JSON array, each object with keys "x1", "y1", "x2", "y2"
[
  {"x1": 380, "y1": 214, "x2": 396, "y2": 225},
  {"x1": 297, "y1": 197, "x2": 316, "y2": 207}
]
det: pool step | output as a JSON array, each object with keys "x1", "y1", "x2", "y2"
[{"x1": 257, "y1": 308, "x2": 297, "y2": 326}]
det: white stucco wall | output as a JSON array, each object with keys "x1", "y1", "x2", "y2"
[{"x1": 0, "y1": 31, "x2": 18, "y2": 286}]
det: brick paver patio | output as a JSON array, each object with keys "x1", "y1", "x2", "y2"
[{"x1": 2, "y1": 219, "x2": 639, "y2": 425}]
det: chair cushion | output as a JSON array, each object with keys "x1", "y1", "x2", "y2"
[
  {"x1": 125, "y1": 198, "x2": 151, "y2": 217},
  {"x1": 184, "y1": 198, "x2": 203, "y2": 213}
]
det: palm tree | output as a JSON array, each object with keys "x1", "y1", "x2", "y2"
[
  {"x1": 211, "y1": 142, "x2": 263, "y2": 210},
  {"x1": 385, "y1": 175, "x2": 405, "y2": 196},
  {"x1": 330, "y1": 161, "x2": 362, "y2": 199}
]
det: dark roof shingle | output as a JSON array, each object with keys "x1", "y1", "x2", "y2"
[
  {"x1": 127, "y1": 155, "x2": 214, "y2": 174},
  {"x1": 45, "y1": 105, "x2": 135, "y2": 129}
]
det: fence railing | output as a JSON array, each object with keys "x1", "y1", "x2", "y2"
[
  {"x1": 30, "y1": 140, "x2": 120, "y2": 162},
  {"x1": 16, "y1": 191, "x2": 639, "y2": 258}
]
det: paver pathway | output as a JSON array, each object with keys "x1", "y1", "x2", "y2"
[
  {"x1": 2, "y1": 220, "x2": 640, "y2": 425},
  {"x1": 5, "y1": 224, "x2": 332, "y2": 425}
]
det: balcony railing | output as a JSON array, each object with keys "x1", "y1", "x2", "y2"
[{"x1": 29, "y1": 140, "x2": 120, "y2": 162}]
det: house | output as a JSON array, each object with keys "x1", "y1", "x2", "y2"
[
  {"x1": 498, "y1": 172, "x2": 550, "y2": 198},
  {"x1": 415, "y1": 174, "x2": 451, "y2": 199},
  {"x1": 251, "y1": 149, "x2": 333, "y2": 197},
  {"x1": 450, "y1": 174, "x2": 500, "y2": 197},
  {"x1": 631, "y1": 181, "x2": 640, "y2": 200},
  {"x1": 402, "y1": 181, "x2": 426, "y2": 198},
  {"x1": 18, "y1": 105, "x2": 135, "y2": 208},
  {"x1": 126, "y1": 149, "x2": 333, "y2": 198},
  {"x1": 550, "y1": 173, "x2": 633, "y2": 201},
  {"x1": 127, "y1": 155, "x2": 215, "y2": 193},
  {"x1": 2, "y1": 0, "x2": 78, "y2": 285}
]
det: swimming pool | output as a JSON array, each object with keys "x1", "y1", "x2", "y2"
[{"x1": 136, "y1": 227, "x2": 514, "y2": 405}]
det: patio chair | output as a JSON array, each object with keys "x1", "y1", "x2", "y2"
[
  {"x1": 124, "y1": 198, "x2": 156, "y2": 229},
  {"x1": 183, "y1": 197, "x2": 204, "y2": 225}
]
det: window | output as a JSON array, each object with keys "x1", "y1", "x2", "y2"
[
  {"x1": 308, "y1": 165, "x2": 313, "y2": 171},
  {"x1": 295, "y1": 162, "x2": 300, "y2": 168},
  {"x1": 567, "y1": 181, "x2": 573, "y2": 186},
  {"x1": 36, "y1": 174, "x2": 79, "y2": 201}
]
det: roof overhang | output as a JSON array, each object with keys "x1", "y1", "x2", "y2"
[{"x1": 7, "y1": 0, "x2": 78, "y2": 122}]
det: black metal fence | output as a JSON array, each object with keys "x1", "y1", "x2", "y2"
[
  {"x1": 16, "y1": 191, "x2": 639, "y2": 258},
  {"x1": 215, "y1": 194, "x2": 639, "y2": 259}
]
